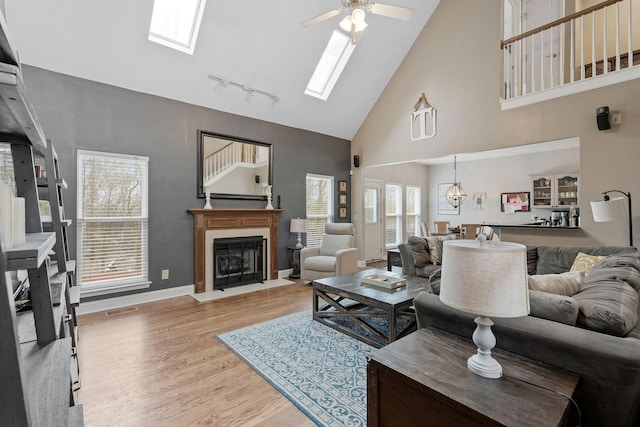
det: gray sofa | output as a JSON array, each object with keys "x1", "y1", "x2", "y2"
[{"x1": 403, "y1": 243, "x2": 640, "y2": 427}]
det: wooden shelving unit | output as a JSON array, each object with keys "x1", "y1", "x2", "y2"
[{"x1": 0, "y1": 9, "x2": 83, "y2": 426}]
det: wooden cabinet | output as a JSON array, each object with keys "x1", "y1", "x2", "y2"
[
  {"x1": 531, "y1": 173, "x2": 579, "y2": 208},
  {"x1": 0, "y1": 10, "x2": 83, "y2": 426},
  {"x1": 367, "y1": 328, "x2": 580, "y2": 427}
]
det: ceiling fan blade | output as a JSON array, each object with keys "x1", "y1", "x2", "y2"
[
  {"x1": 301, "y1": 9, "x2": 341, "y2": 27},
  {"x1": 369, "y1": 3, "x2": 414, "y2": 20}
]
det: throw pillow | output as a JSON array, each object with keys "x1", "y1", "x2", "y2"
[
  {"x1": 528, "y1": 271, "x2": 584, "y2": 296},
  {"x1": 406, "y1": 236, "x2": 431, "y2": 268},
  {"x1": 528, "y1": 290, "x2": 580, "y2": 326},
  {"x1": 569, "y1": 252, "x2": 607, "y2": 273},
  {"x1": 426, "y1": 235, "x2": 456, "y2": 265},
  {"x1": 573, "y1": 273, "x2": 639, "y2": 337}
]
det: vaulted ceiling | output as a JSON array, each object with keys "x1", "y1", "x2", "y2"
[{"x1": 4, "y1": 0, "x2": 440, "y2": 140}]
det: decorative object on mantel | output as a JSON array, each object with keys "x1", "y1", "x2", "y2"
[
  {"x1": 263, "y1": 184, "x2": 274, "y2": 209},
  {"x1": 208, "y1": 74, "x2": 280, "y2": 104},
  {"x1": 591, "y1": 190, "x2": 633, "y2": 246},
  {"x1": 445, "y1": 156, "x2": 467, "y2": 208},
  {"x1": 203, "y1": 190, "x2": 213, "y2": 209},
  {"x1": 411, "y1": 92, "x2": 436, "y2": 141},
  {"x1": 290, "y1": 217, "x2": 307, "y2": 249},
  {"x1": 440, "y1": 240, "x2": 529, "y2": 379}
]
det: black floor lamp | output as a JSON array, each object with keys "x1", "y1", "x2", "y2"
[{"x1": 590, "y1": 190, "x2": 633, "y2": 246}]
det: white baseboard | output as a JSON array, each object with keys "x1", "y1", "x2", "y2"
[
  {"x1": 76, "y1": 285, "x2": 194, "y2": 315},
  {"x1": 76, "y1": 269, "x2": 294, "y2": 315}
]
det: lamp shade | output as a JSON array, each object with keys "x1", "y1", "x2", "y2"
[
  {"x1": 290, "y1": 218, "x2": 307, "y2": 233},
  {"x1": 591, "y1": 196, "x2": 626, "y2": 222},
  {"x1": 440, "y1": 240, "x2": 529, "y2": 318}
]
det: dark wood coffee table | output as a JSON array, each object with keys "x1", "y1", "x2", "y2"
[{"x1": 312, "y1": 269, "x2": 429, "y2": 348}]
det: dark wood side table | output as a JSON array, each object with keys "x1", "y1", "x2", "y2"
[
  {"x1": 367, "y1": 328, "x2": 580, "y2": 427},
  {"x1": 386, "y1": 248, "x2": 402, "y2": 271},
  {"x1": 287, "y1": 246, "x2": 301, "y2": 279}
]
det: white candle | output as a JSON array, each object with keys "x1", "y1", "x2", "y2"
[
  {"x1": 0, "y1": 182, "x2": 14, "y2": 249},
  {"x1": 12, "y1": 196, "x2": 25, "y2": 247}
]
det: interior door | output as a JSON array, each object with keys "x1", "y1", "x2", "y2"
[{"x1": 364, "y1": 179, "x2": 383, "y2": 261}]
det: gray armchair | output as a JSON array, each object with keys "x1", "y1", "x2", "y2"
[{"x1": 300, "y1": 223, "x2": 358, "y2": 282}]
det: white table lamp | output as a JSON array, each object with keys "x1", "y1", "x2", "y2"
[
  {"x1": 439, "y1": 239, "x2": 529, "y2": 379},
  {"x1": 290, "y1": 218, "x2": 307, "y2": 249}
]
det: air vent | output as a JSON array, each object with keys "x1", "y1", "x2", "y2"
[{"x1": 106, "y1": 306, "x2": 138, "y2": 316}]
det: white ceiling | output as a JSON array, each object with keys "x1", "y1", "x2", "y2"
[{"x1": 4, "y1": 0, "x2": 440, "y2": 140}]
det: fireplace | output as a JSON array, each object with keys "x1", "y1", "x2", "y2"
[
  {"x1": 187, "y1": 209, "x2": 283, "y2": 293},
  {"x1": 213, "y1": 236, "x2": 266, "y2": 289}
]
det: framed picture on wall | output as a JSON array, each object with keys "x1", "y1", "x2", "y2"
[
  {"x1": 438, "y1": 183, "x2": 460, "y2": 215},
  {"x1": 339, "y1": 207, "x2": 347, "y2": 218},
  {"x1": 339, "y1": 180, "x2": 347, "y2": 193},
  {"x1": 339, "y1": 194, "x2": 347, "y2": 206},
  {"x1": 501, "y1": 192, "x2": 530, "y2": 213}
]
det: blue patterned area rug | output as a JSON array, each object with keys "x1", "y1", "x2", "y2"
[{"x1": 217, "y1": 311, "x2": 373, "y2": 426}]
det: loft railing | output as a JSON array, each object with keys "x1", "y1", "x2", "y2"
[
  {"x1": 203, "y1": 142, "x2": 267, "y2": 186},
  {"x1": 501, "y1": 0, "x2": 639, "y2": 103}
]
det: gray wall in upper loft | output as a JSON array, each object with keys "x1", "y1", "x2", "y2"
[{"x1": 21, "y1": 65, "x2": 351, "y2": 300}]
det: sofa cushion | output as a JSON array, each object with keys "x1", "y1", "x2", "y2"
[
  {"x1": 573, "y1": 269, "x2": 639, "y2": 336},
  {"x1": 592, "y1": 252, "x2": 640, "y2": 279},
  {"x1": 534, "y1": 246, "x2": 635, "y2": 275},
  {"x1": 528, "y1": 271, "x2": 584, "y2": 296},
  {"x1": 406, "y1": 236, "x2": 431, "y2": 267},
  {"x1": 304, "y1": 255, "x2": 336, "y2": 272},
  {"x1": 570, "y1": 252, "x2": 607, "y2": 273},
  {"x1": 526, "y1": 246, "x2": 538, "y2": 275},
  {"x1": 319, "y1": 234, "x2": 353, "y2": 256},
  {"x1": 585, "y1": 264, "x2": 640, "y2": 291},
  {"x1": 528, "y1": 290, "x2": 580, "y2": 325},
  {"x1": 426, "y1": 235, "x2": 456, "y2": 265}
]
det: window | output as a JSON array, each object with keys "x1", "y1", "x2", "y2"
[
  {"x1": 406, "y1": 186, "x2": 421, "y2": 238},
  {"x1": 148, "y1": 0, "x2": 207, "y2": 55},
  {"x1": 77, "y1": 150, "x2": 149, "y2": 294},
  {"x1": 306, "y1": 174, "x2": 334, "y2": 248},
  {"x1": 305, "y1": 30, "x2": 356, "y2": 100},
  {"x1": 385, "y1": 184, "x2": 403, "y2": 247}
]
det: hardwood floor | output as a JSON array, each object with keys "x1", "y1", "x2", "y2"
[{"x1": 77, "y1": 282, "x2": 316, "y2": 426}]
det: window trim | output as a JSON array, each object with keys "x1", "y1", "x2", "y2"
[
  {"x1": 148, "y1": 0, "x2": 207, "y2": 55},
  {"x1": 76, "y1": 149, "x2": 150, "y2": 296}
]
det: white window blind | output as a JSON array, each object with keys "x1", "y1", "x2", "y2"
[
  {"x1": 306, "y1": 174, "x2": 334, "y2": 248},
  {"x1": 406, "y1": 186, "x2": 421, "y2": 238},
  {"x1": 77, "y1": 150, "x2": 149, "y2": 293},
  {"x1": 385, "y1": 183, "x2": 403, "y2": 247}
]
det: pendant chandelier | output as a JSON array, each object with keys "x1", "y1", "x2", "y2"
[{"x1": 445, "y1": 155, "x2": 467, "y2": 208}]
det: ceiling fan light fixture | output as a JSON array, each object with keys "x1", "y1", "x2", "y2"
[{"x1": 339, "y1": 9, "x2": 367, "y2": 33}]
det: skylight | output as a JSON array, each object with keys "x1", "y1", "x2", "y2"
[
  {"x1": 305, "y1": 30, "x2": 356, "y2": 101},
  {"x1": 148, "y1": 0, "x2": 206, "y2": 55}
]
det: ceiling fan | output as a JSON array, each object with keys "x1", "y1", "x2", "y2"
[{"x1": 302, "y1": 0, "x2": 414, "y2": 44}]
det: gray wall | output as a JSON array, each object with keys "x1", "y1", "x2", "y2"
[{"x1": 22, "y1": 66, "x2": 350, "y2": 299}]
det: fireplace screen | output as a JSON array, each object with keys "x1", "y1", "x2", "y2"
[{"x1": 213, "y1": 236, "x2": 267, "y2": 289}]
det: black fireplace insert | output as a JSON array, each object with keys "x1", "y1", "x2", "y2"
[{"x1": 213, "y1": 236, "x2": 267, "y2": 289}]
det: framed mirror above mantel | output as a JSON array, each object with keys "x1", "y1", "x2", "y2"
[{"x1": 197, "y1": 130, "x2": 273, "y2": 200}]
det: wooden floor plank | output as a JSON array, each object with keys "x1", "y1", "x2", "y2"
[{"x1": 77, "y1": 282, "x2": 317, "y2": 427}]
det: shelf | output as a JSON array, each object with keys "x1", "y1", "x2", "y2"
[
  {"x1": 21, "y1": 338, "x2": 72, "y2": 426},
  {"x1": 17, "y1": 281, "x2": 67, "y2": 344},
  {"x1": 37, "y1": 177, "x2": 67, "y2": 189},
  {"x1": 0, "y1": 65, "x2": 47, "y2": 153},
  {"x1": 42, "y1": 219, "x2": 73, "y2": 229},
  {"x1": 6, "y1": 232, "x2": 56, "y2": 270},
  {"x1": 69, "y1": 286, "x2": 81, "y2": 307},
  {"x1": 68, "y1": 405, "x2": 84, "y2": 427}
]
